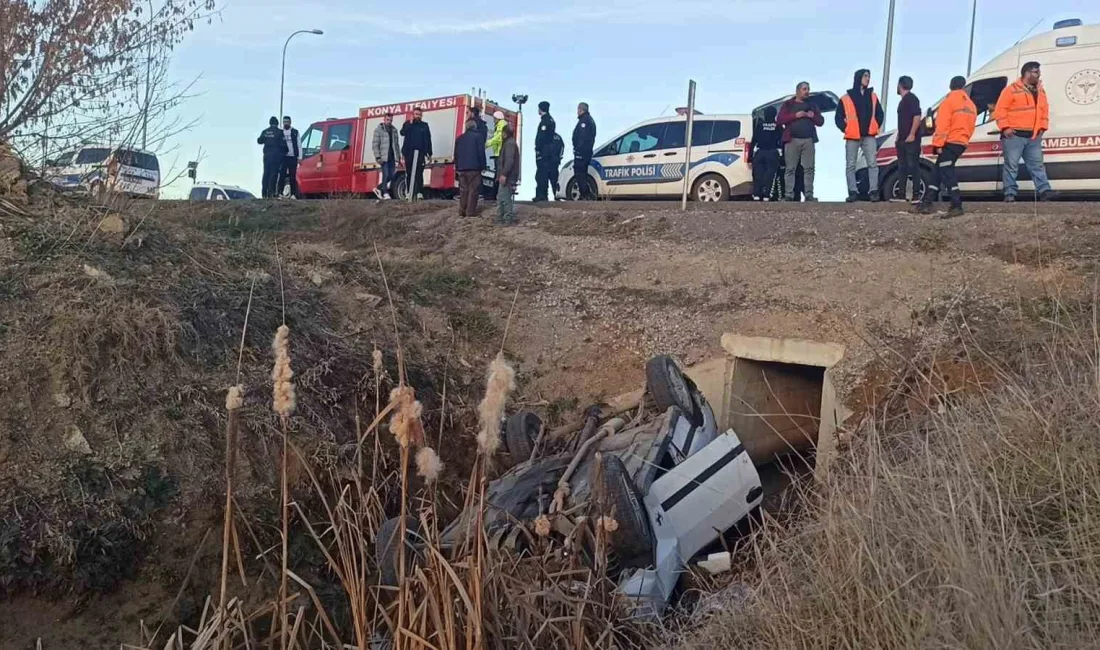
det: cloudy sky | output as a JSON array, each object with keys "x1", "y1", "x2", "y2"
[{"x1": 162, "y1": 0, "x2": 1099, "y2": 199}]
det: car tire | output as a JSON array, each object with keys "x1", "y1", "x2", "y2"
[
  {"x1": 376, "y1": 515, "x2": 421, "y2": 587},
  {"x1": 646, "y1": 355, "x2": 702, "y2": 425},
  {"x1": 565, "y1": 175, "x2": 596, "y2": 201},
  {"x1": 503, "y1": 410, "x2": 541, "y2": 467},
  {"x1": 855, "y1": 168, "x2": 870, "y2": 198},
  {"x1": 692, "y1": 173, "x2": 729, "y2": 202},
  {"x1": 881, "y1": 165, "x2": 932, "y2": 202},
  {"x1": 592, "y1": 454, "x2": 653, "y2": 565}
]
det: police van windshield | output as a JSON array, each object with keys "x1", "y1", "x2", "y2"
[
  {"x1": 75, "y1": 148, "x2": 111, "y2": 165},
  {"x1": 114, "y1": 149, "x2": 160, "y2": 171}
]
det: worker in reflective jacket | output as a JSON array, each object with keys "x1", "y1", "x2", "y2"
[
  {"x1": 993, "y1": 61, "x2": 1056, "y2": 202},
  {"x1": 836, "y1": 69, "x2": 885, "y2": 202},
  {"x1": 915, "y1": 76, "x2": 976, "y2": 219}
]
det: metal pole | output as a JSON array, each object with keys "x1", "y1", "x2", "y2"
[
  {"x1": 966, "y1": 0, "x2": 978, "y2": 76},
  {"x1": 408, "y1": 150, "x2": 419, "y2": 202},
  {"x1": 680, "y1": 79, "x2": 697, "y2": 211},
  {"x1": 880, "y1": 0, "x2": 897, "y2": 117},
  {"x1": 142, "y1": 0, "x2": 153, "y2": 149},
  {"x1": 279, "y1": 29, "x2": 323, "y2": 121}
]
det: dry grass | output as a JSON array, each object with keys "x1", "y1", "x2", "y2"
[{"x1": 673, "y1": 315, "x2": 1100, "y2": 649}]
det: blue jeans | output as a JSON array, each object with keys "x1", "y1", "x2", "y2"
[
  {"x1": 379, "y1": 159, "x2": 395, "y2": 195},
  {"x1": 1001, "y1": 135, "x2": 1051, "y2": 197}
]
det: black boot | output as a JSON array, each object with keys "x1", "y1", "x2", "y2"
[{"x1": 943, "y1": 192, "x2": 964, "y2": 219}]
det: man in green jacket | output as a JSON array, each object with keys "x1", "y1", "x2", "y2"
[{"x1": 497, "y1": 124, "x2": 520, "y2": 224}]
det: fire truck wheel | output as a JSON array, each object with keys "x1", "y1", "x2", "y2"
[{"x1": 392, "y1": 173, "x2": 409, "y2": 201}]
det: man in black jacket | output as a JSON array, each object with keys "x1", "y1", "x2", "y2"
[
  {"x1": 468, "y1": 106, "x2": 489, "y2": 148},
  {"x1": 572, "y1": 102, "x2": 596, "y2": 200},
  {"x1": 257, "y1": 116, "x2": 287, "y2": 198},
  {"x1": 455, "y1": 119, "x2": 487, "y2": 217},
  {"x1": 533, "y1": 101, "x2": 557, "y2": 202},
  {"x1": 400, "y1": 107, "x2": 432, "y2": 199},
  {"x1": 278, "y1": 115, "x2": 302, "y2": 199}
]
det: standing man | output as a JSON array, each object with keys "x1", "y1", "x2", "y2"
[
  {"x1": 533, "y1": 101, "x2": 557, "y2": 202},
  {"x1": 749, "y1": 106, "x2": 782, "y2": 201},
  {"x1": 916, "y1": 76, "x2": 976, "y2": 219},
  {"x1": 994, "y1": 61, "x2": 1056, "y2": 202},
  {"x1": 776, "y1": 82, "x2": 824, "y2": 202},
  {"x1": 895, "y1": 76, "x2": 922, "y2": 203},
  {"x1": 278, "y1": 116, "x2": 302, "y2": 199},
  {"x1": 257, "y1": 116, "x2": 287, "y2": 199},
  {"x1": 487, "y1": 110, "x2": 508, "y2": 196},
  {"x1": 497, "y1": 124, "x2": 520, "y2": 224},
  {"x1": 400, "y1": 106, "x2": 432, "y2": 200},
  {"x1": 469, "y1": 106, "x2": 489, "y2": 147},
  {"x1": 837, "y1": 69, "x2": 885, "y2": 202},
  {"x1": 372, "y1": 113, "x2": 401, "y2": 199},
  {"x1": 572, "y1": 102, "x2": 597, "y2": 200},
  {"x1": 455, "y1": 119, "x2": 487, "y2": 217}
]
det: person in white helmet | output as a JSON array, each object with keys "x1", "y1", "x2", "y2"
[{"x1": 487, "y1": 110, "x2": 508, "y2": 196}]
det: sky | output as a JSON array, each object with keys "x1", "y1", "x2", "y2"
[{"x1": 161, "y1": 0, "x2": 1100, "y2": 200}]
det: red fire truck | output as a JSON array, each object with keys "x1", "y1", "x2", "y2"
[{"x1": 296, "y1": 93, "x2": 521, "y2": 199}]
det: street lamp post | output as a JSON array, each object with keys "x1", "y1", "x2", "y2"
[{"x1": 279, "y1": 29, "x2": 323, "y2": 120}]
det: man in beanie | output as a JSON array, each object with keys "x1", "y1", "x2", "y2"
[
  {"x1": 533, "y1": 100, "x2": 557, "y2": 202},
  {"x1": 497, "y1": 124, "x2": 520, "y2": 224},
  {"x1": 257, "y1": 116, "x2": 287, "y2": 198}
]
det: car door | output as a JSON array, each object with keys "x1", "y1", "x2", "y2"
[
  {"x1": 296, "y1": 124, "x2": 325, "y2": 196},
  {"x1": 651, "y1": 119, "x2": 693, "y2": 196},
  {"x1": 319, "y1": 121, "x2": 354, "y2": 195},
  {"x1": 592, "y1": 122, "x2": 669, "y2": 198}
]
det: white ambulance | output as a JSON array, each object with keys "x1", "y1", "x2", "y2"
[{"x1": 869, "y1": 19, "x2": 1100, "y2": 200}]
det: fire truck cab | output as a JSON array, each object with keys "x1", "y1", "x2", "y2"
[{"x1": 296, "y1": 94, "x2": 520, "y2": 200}]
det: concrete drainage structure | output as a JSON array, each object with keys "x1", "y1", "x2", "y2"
[{"x1": 686, "y1": 334, "x2": 850, "y2": 476}]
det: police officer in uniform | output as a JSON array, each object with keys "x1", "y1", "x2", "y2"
[
  {"x1": 257, "y1": 116, "x2": 287, "y2": 198},
  {"x1": 533, "y1": 101, "x2": 557, "y2": 202},
  {"x1": 572, "y1": 102, "x2": 596, "y2": 200}
]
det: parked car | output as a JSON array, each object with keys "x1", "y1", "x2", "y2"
[
  {"x1": 43, "y1": 145, "x2": 160, "y2": 199},
  {"x1": 188, "y1": 182, "x2": 256, "y2": 200},
  {"x1": 377, "y1": 355, "x2": 763, "y2": 618},
  {"x1": 863, "y1": 18, "x2": 1100, "y2": 200},
  {"x1": 557, "y1": 92, "x2": 838, "y2": 203}
]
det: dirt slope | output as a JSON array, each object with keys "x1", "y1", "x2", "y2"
[{"x1": 1, "y1": 195, "x2": 1097, "y2": 647}]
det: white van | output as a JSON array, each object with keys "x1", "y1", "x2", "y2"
[
  {"x1": 44, "y1": 145, "x2": 160, "y2": 199},
  {"x1": 868, "y1": 19, "x2": 1100, "y2": 200},
  {"x1": 558, "y1": 92, "x2": 839, "y2": 202}
]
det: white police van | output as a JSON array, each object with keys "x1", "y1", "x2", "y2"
[
  {"x1": 44, "y1": 145, "x2": 160, "y2": 199},
  {"x1": 557, "y1": 113, "x2": 750, "y2": 202},
  {"x1": 558, "y1": 92, "x2": 840, "y2": 202}
]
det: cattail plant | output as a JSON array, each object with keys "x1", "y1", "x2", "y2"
[{"x1": 271, "y1": 324, "x2": 296, "y2": 649}]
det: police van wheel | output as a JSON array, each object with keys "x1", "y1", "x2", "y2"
[{"x1": 692, "y1": 174, "x2": 729, "y2": 202}]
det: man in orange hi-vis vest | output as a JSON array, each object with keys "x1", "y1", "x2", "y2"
[
  {"x1": 916, "y1": 76, "x2": 977, "y2": 219},
  {"x1": 993, "y1": 61, "x2": 1056, "y2": 202},
  {"x1": 836, "y1": 69, "x2": 885, "y2": 202}
]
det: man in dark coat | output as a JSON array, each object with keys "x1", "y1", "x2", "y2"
[
  {"x1": 455, "y1": 119, "x2": 487, "y2": 217},
  {"x1": 572, "y1": 102, "x2": 596, "y2": 200},
  {"x1": 257, "y1": 116, "x2": 287, "y2": 198},
  {"x1": 400, "y1": 107, "x2": 432, "y2": 199},
  {"x1": 497, "y1": 124, "x2": 520, "y2": 224}
]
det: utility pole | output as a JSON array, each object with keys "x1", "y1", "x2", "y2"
[
  {"x1": 880, "y1": 0, "x2": 897, "y2": 117},
  {"x1": 967, "y1": 0, "x2": 978, "y2": 76}
]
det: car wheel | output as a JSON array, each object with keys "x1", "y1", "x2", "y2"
[
  {"x1": 565, "y1": 176, "x2": 591, "y2": 201},
  {"x1": 375, "y1": 515, "x2": 421, "y2": 587},
  {"x1": 503, "y1": 410, "x2": 541, "y2": 467},
  {"x1": 881, "y1": 167, "x2": 930, "y2": 202},
  {"x1": 692, "y1": 174, "x2": 729, "y2": 202},
  {"x1": 855, "y1": 168, "x2": 870, "y2": 198},
  {"x1": 592, "y1": 454, "x2": 654, "y2": 566},
  {"x1": 646, "y1": 355, "x2": 702, "y2": 425}
]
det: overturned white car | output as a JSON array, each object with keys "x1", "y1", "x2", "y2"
[{"x1": 377, "y1": 355, "x2": 763, "y2": 617}]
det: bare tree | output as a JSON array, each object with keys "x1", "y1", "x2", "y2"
[{"x1": 0, "y1": 0, "x2": 216, "y2": 159}]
